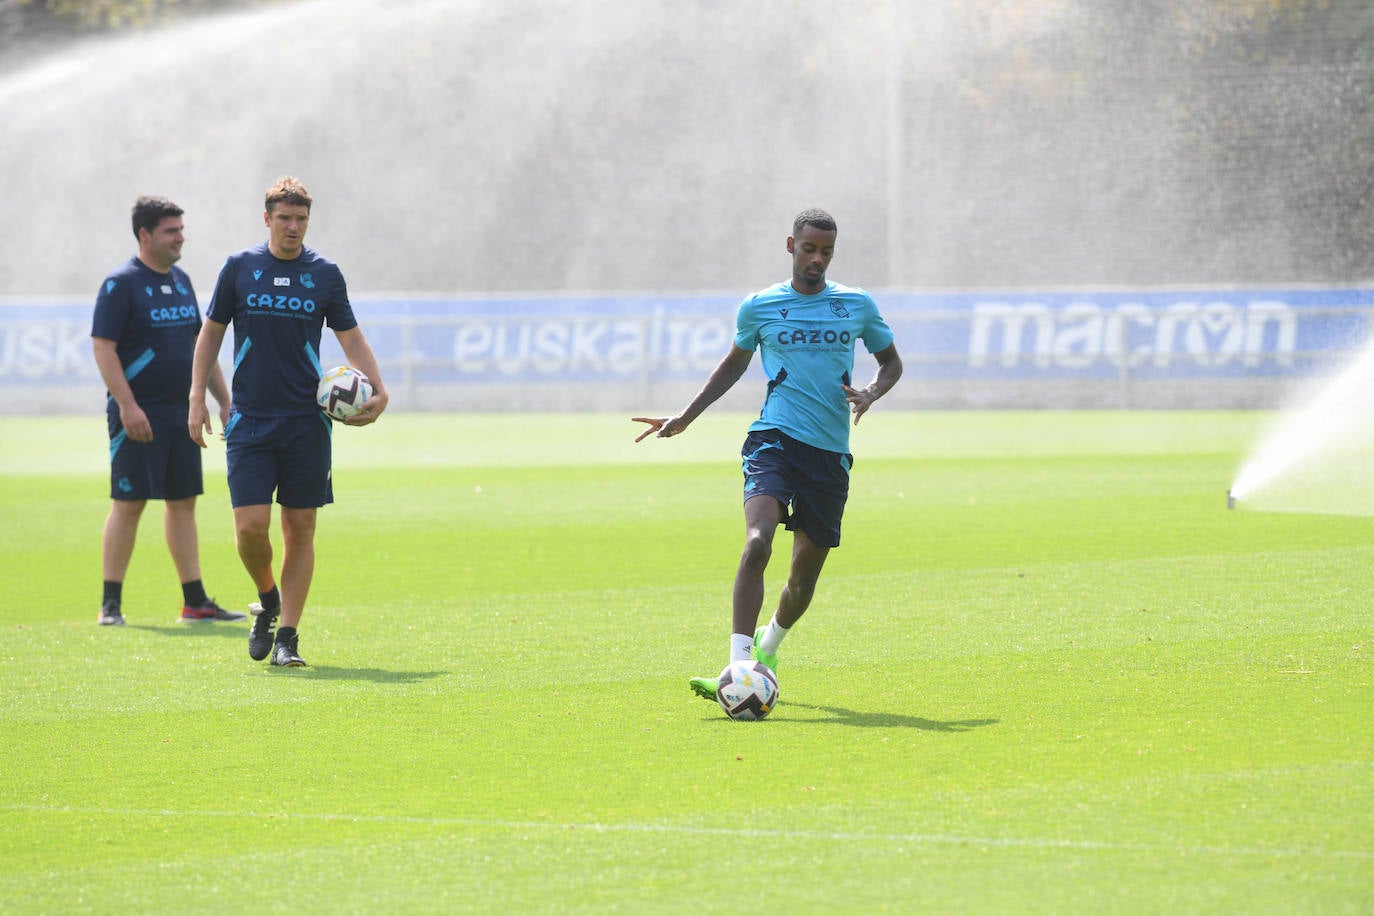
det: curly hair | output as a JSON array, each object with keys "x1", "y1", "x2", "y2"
[{"x1": 792, "y1": 208, "x2": 837, "y2": 236}]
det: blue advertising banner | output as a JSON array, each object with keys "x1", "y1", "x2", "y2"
[
  {"x1": 3, "y1": 288, "x2": 1371, "y2": 393},
  {"x1": 885, "y1": 288, "x2": 1374, "y2": 379}
]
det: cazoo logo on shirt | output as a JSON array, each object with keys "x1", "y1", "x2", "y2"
[
  {"x1": 150, "y1": 305, "x2": 199, "y2": 323},
  {"x1": 246, "y1": 293, "x2": 317, "y2": 313},
  {"x1": 774, "y1": 326, "x2": 853, "y2": 348}
]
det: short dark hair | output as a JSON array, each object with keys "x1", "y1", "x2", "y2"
[
  {"x1": 265, "y1": 175, "x2": 312, "y2": 213},
  {"x1": 793, "y1": 208, "x2": 837, "y2": 236},
  {"x1": 131, "y1": 195, "x2": 183, "y2": 239}
]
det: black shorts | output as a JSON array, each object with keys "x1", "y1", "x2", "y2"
[
  {"x1": 224, "y1": 412, "x2": 334, "y2": 509},
  {"x1": 107, "y1": 401, "x2": 204, "y2": 501},
  {"x1": 740, "y1": 428, "x2": 852, "y2": 548}
]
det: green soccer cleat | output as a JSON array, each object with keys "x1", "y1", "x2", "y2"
[
  {"x1": 689, "y1": 677, "x2": 718, "y2": 701},
  {"x1": 752, "y1": 627, "x2": 779, "y2": 673}
]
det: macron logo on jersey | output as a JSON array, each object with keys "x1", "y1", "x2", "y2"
[
  {"x1": 253, "y1": 270, "x2": 263, "y2": 280},
  {"x1": 106, "y1": 280, "x2": 117, "y2": 294},
  {"x1": 779, "y1": 308, "x2": 789, "y2": 318},
  {"x1": 144, "y1": 286, "x2": 154, "y2": 298}
]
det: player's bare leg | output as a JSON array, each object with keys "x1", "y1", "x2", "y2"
[
  {"x1": 775, "y1": 530, "x2": 829, "y2": 629},
  {"x1": 264, "y1": 507, "x2": 316, "y2": 667},
  {"x1": 102, "y1": 499, "x2": 145, "y2": 582},
  {"x1": 278, "y1": 507, "x2": 317, "y2": 630},
  {"x1": 163, "y1": 497, "x2": 201, "y2": 584},
  {"x1": 732, "y1": 494, "x2": 785, "y2": 637},
  {"x1": 233, "y1": 504, "x2": 276, "y2": 593},
  {"x1": 235, "y1": 504, "x2": 282, "y2": 660},
  {"x1": 692, "y1": 495, "x2": 787, "y2": 701},
  {"x1": 754, "y1": 530, "x2": 829, "y2": 672},
  {"x1": 166, "y1": 496, "x2": 243, "y2": 623},
  {"x1": 99, "y1": 499, "x2": 145, "y2": 624}
]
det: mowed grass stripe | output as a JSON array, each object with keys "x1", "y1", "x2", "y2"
[{"x1": 1, "y1": 412, "x2": 1370, "y2": 914}]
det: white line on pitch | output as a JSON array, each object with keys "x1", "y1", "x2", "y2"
[{"x1": 2, "y1": 804, "x2": 1369, "y2": 860}]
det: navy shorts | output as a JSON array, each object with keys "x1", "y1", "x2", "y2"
[
  {"x1": 740, "y1": 428, "x2": 852, "y2": 548},
  {"x1": 107, "y1": 401, "x2": 204, "y2": 501},
  {"x1": 224, "y1": 412, "x2": 334, "y2": 509}
]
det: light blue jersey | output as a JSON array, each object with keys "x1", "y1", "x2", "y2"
[{"x1": 735, "y1": 280, "x2": 894, "y2": 454}]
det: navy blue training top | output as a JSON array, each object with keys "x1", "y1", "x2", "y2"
[
  {"x1": 206, "y1": 243, "x2": 358, "y2": 417},
  {"x1": 91, "y1": 256, "x2": 202, "y2": 409}
]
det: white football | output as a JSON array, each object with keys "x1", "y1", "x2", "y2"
[
  {"x1": 716, "y1": 659, "x2": 779, "y2": 721},
  {"x1": 316, "y1": 365, "x2": 373, "y2": 420}
]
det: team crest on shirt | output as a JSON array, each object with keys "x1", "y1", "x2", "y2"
[
  {"x1": 175, "y1": 281, "x2": 188, "y2": 295},
  {"x1": 300, "y1": 273, "x2": 315, "y2": 289},
  {"x1": 829, "y1": 299, "x2": 850, "y2": 318}
]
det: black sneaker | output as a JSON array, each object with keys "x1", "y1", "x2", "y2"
[
  {"x1": 98, "y1": 601, "x2": 125, "y2": 626},
  {"x1": 248, "y1": 602, "x2": 278, "y2": 660},
  {"x1": 270, "y1": 634, "x2": 307, "y2": 668}
]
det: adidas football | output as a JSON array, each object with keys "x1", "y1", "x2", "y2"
[
  {"x1": 316, "y1": 365, "x2": 373, "y2": 420},
  {"x1": 716, "y1": 659, "x2": 779, "y2": 721}
]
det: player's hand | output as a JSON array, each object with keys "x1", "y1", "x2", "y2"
[
  {"x1": 120, "y1": 403, "x2": 153, "y2": 443},
  {"x1": 344, "y1": 389, "x2": 389, "y2": 426},
  {"x1": 842, "y1": 384, "x2": 877, "y2": 425},
  {"x1": 188, "y1": 401, "x2": 212, "y2": 448},
  {"x1": 631, "y1": 416, "x2": 686, "y2": 442}
]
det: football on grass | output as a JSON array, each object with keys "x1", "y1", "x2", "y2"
[
  {"x1": 316, "y1": 365, "x2": 372, "y2": 420},
  {"x1": 716, "y1": 659, "x2": 779, "y2": 721}
]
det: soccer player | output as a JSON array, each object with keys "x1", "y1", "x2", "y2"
[
  {"x1": 92, "y1": 195, "x2": 242, "y2": 627},
  {"x1": 188, "y1": 176, "x2": 388, "y2": 668},
  {"x1": 632, "y1": 208, "x2": 903, "y2": 700}
]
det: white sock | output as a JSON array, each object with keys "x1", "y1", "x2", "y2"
[
  {"x1": 760, "y1": 617, "x2": 790, "y2": 655},
  {"x1": 730, "y1": 632, "x2": 754, "y2": 663}
]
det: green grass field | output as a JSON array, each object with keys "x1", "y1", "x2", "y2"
[{"x1": 1, "y1": 411, "x2": 1370, "y2": 914}]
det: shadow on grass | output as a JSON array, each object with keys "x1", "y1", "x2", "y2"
[
  {"x1": 134, "y1": 624, "x2": 247, "y2": 640},
  {"x1": 132, "y1": 627, "x2": 444, "y2": 683},
  {"x1": 783, "y1": 703, "x2": 999, "y2": 732},
  {"x1": 254, "y1": 665, "x2": 446, "y2": 684}
]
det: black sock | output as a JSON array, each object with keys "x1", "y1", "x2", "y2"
[
  {"x1": 276, "y1": 626, "x2": 297, "y2": 645},
  {"x1": 102, "y1": 581, "x2": 122, "y2": 606},
  {"x1": 181, "y1": 579, "x2": 208, "y2": 607},
  {"x1": 258, "y1": 586, "x2": 281, "y2": 612}
]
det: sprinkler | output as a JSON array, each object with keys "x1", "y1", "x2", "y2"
[{"x1": 1227, "y1": 489, "x2": 1235, "y2": 510}]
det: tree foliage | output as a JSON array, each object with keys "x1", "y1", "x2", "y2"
[{"x1": 16, "y1": 0, "x2": 281, "y2": 30}]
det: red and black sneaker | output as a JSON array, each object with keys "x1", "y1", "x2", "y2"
[{"x1": 179, "y1": 598, "x2": 248, "y2": 624}]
